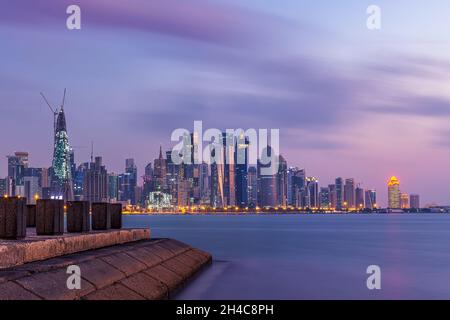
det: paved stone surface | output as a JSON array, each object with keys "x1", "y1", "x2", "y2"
[
  {"x1": 0, "y1": 281, "x2": 41, "y2": 300},
  {"x1": 0, "y1": 238, "x2": 212, "y2": 300},
  {"x1": 100, "y1": 252, "x2": 146, "y2": 277},
  {"x1": 16, "y1": 268, "x2": 95, "y2": 300},
  {"x1": 143, "y1": 265, "x2": 183, "y2": 293},
  {"x1": 120, "y1": 272, "x2": 168, "y2": 299},
  {"x1": 0, "y1": 228, "x2": 150, "y2": 269},
  {"x1": 84, "y1": 283, "x2": 145, "y2": 300},
  {"x1": 77, "y1": 259, "x2": 124, "y2": 289}
]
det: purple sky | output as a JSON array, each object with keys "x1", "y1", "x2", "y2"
[{"x1": 1, "y1": 0, "x2": 450, "y2": 206}]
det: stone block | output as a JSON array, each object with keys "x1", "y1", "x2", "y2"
[
  {"x1": 110, "y1": 203, "x2": 122, "y2": 229},
  {"x1": 0, "y1": 197, "x2": 27, "y2": 239},
  {"x1": 120, "y1": 272, "x2": 168, "y2": 299},
  {"x1": 91, "y1": 203, "x2": 111, "y2": 230},
  {"x1": 36, "y1": 199, "x2": 64, "y2": 235},
  {"x1": 66, "y1": 201, "x2": 90, "y2": 233},
  {"x1": 26, "y1": 204, "x2": 36, "y2": 228}
]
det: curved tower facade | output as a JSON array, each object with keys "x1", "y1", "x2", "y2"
[{"x1": 51, "y1": 108, "x2": 74, "y2": 200}]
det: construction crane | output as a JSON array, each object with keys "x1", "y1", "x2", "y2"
[{"x1": 40, "y1": 88, "x2": 66, "y2": 135}]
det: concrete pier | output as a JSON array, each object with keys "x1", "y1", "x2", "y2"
[
  {"x1": 0, "y1": 233, "x2": 211, "y2": 300},
  {"x1": 0, "y1": 199, "x2": 212, "y2": 300}
]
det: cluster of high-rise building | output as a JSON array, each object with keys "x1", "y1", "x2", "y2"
[{"x1": 0, "y1": 104, "x2": 422, "y2": 211}]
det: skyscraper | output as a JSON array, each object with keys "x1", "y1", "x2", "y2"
[
  {"x1": 7, "y1": 152, "x2": 28, "y2": 196},
  {"x1": 108, "y1": 173, "x2": 119, "y2": 202},
  {"x1": 344, "y1": 178, "x2": 355, "y2": 209},
  {"x1": 124, "y1": 158, "x2": 137, "y2": 204},
  {"x1": 277, "y1": 155, "x2": 288, "y2": 207},
  {"x1": 364, "y1": 189, "x2": 377, "y2": 209},
  {"x1": 400, "y1": 193, "x2": 409, "y2": 209},
  {"x1": 328, "y1": 184, "x2": 337, "y2": 209},
  {"x1": 235, "y1": 135, "x2": 249, "y2": 207},
  {"x1": 355, "y1": 185, "x2": 364, "y2": 210},
  {"x1": 247, "y1": 166, "x2": 258, "y2": 207},
  {"x1": 305, "y1": 177, "x2": 319, "y2": 208},
  {"x1": 387, "y1": 176, "x2": 400, "y2": 209},
  {"x1": 290, "y1": 168, "x2": 306, "y2": 207},
  {"x1": 410, "y1": 194, "x2": 420, "y2": 209},
  {"x1": 24, "y1": 176, "x2": 40, "y2": 204},
  {"x1": 223, "y1": 132, "x2": 235, "y2": 207},
  {"x1": 319, "y1": 187, "x2": 330, "y2": 209},
  {"x1": 51, "y1": 106, "x2": 74, "y2": 201},
  {"x1": 335, "y1": 177, "x2": 344, "y2": 210},
  {"x1": 153, "y1": 146, "x2": 167, "y2": 191},
  {"x1": 0, "y1": 178, "x2": 6, "y2": 197},
  {"x1": 83, "y1": 156, "x2": 108, "y2": 203},
  {"x1": 257, "y1": 146, "x2": 278, "y2": 208}
]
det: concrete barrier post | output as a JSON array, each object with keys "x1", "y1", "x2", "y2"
[
  {"x1": 67, "y1": 201, "x2": 90, "y2": 233},
  {"x1": 91, "y1": 202, "x2": 111, "y2": 230},
  {"x1": 36, "y1": 199, "x2": 64, "y2": 235},
  {"x1": 0, "y1": 197, "x2": 27, "y2": 239},
  {"x1": 26, "y1": 204, "x2": 36, "y2": 228},
  {"x1": 110, "y1": 203, "x2": 122, "y2": 229}
]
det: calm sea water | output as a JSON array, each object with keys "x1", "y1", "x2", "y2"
[{"x1": 123, "y1": 214, "x2": 450, "y2": 300}]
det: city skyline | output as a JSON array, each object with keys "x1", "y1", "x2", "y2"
[{"x1": 1, "y1": 1, "x2": 450, "y2": 206}]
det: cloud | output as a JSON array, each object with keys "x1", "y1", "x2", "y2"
[{"x1": 0, "y1": 0, "x2": 291, "y2": 46}]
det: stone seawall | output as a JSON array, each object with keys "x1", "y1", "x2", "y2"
[{"x1": 0, "y1": 237, "x2": 212, "y2": 300}]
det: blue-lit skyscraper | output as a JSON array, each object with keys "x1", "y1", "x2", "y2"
[{"x1": 235, "y1": 134, "x2": 249, "y2": 207}]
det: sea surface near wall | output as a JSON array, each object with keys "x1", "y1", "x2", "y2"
[{"x1": 124, "y1": 213, "x2": 450, "y2": 299}]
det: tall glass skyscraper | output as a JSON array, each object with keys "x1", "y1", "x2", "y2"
[
  {"x1": 51, "y1": 108, "x2": 74, "y2": 200},
  {"x1": 335, "y1": 177, "x2": 344, "y2": 210}
]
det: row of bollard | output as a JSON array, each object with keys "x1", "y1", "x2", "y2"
[{"x1": 0, "y1": 197, "x2": 122, "y2": 240}]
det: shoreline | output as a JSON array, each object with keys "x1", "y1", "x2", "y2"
[{"x1": 122, "y1": 211, "x2": 447, "y2": 216}]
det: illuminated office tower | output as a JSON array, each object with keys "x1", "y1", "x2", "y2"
[
  {"x1": 319, "y1": 187, "x2": 330, "y2": 209},
  {"x1": 410, "y1": 194, "x2": 420, "y2": 209},
  {"x1": 0, "y1": 178, "x2": 6, "y2": 197},
  {"x1": 364, "y1": 189, "x2": 377, "y2": 209},
  {"x1": 277, "y1": 155, "x2": 288, "y2": 207},
  {"x1": 344, "y1": 178, "x2": 355, "y2": 209},
  {"x1": 235, "y1": 135, "x2": 249, "y2": 207},
  {"x1": 355, "y1": 185, "x2": 364, "y2": 210},
  {"x1": 400, "y1": 193, "x2": 409, "y2": 209},
  {"x1": 108, "y1": 173, "x2": 119, "y2": 202},
  {"x1": 153, "y1": 146, "x2": 167, "y2": 191},
  {"x1": 257, "y1": 146, "x2": 278, "y2": 208},
  {"x1": 83, "y1": 156, "x2": 108, "y2": 203},
  {"x1": 247, "y1": 166, "x2": 258, "y2": 207},
  {"x1": 387, "y1": 176, "x2": 401, "y2": 209},
  {"x1": 305, "y1": 177, "x2": 319, "y2": 208},
  {"x1": 7, "y1": 152, "x2": 28, "y2": 196},
  {"x1": 328, "y1": 184, "x2": 337, "y2": 209},
  {"x1": 223, "y1": 132, "x2": 235, "y2": 207},
  {"x1": 24, "y1": 176, "x2": 40, "y2": 204},
  {"x1": 335, "y1": 177, "x2": 344, "y2": 210}
]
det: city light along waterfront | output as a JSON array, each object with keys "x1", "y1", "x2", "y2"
[{"x1": 0, "y1": 92, "x2": 437, "y2": 214}]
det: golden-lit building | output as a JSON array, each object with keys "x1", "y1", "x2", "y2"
[
  {"x1": 400, "y1": 193, "x2": 409, "y2": 209},
  {"x1": 387, "y1": 176, "x2": 400, "y2": 209}
]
